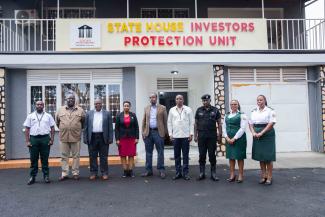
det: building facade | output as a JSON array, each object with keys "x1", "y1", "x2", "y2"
[{"x1": 0, "y1": 0, "x2": 324, "y2": 161}]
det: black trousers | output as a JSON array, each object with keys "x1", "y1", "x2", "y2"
[
  {"x1": 88, "y1": 133, "x2": 109, "y2": 175},
  {"x1": 198, "y1": 134, "x2": 217, "y2": 167},
  {"x1": 29, "y1": 135, "x2": 50, "y2": 178},
  {"x1": 173, "y1": 138, "x2": 190, "y2": 176}
]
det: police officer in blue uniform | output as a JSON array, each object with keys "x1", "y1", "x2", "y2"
[{"x1": 194, "y1": 94, "x2": 222, "y2": 181}]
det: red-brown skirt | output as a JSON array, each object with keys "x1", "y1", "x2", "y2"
[{"x1": 119, "y1": 137, "x2": 136, "y2": 157}]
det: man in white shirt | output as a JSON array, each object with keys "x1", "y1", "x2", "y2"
[
  {"x1": 23, "y1": 101, "x2": 55, "y2": 185},
  {"x1": 84, "y1": 98, "x2": 113, "y2": 180},
  {"x1": 168, "y1": 95, "x2": 194, "y2": 180}
]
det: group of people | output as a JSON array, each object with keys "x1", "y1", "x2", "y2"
[{"x1": 23, "y1": 93, "x2": 276, "y2": 186}]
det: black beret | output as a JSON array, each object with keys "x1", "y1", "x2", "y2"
[{"x1": 201, "y1": 94, "x2": 211, "y2": 100}]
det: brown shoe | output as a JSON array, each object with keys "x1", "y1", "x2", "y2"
[
  {"x1": 89, "y1": 175, "x2": 96, "y2": 180},
  {"x1": 102, "y1": 175, "x2": 108, "y2": 180},
  {"x1": 73, "y1": 175, "x2": 80, "y2": 180}
]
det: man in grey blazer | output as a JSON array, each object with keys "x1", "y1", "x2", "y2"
[{"x1": 84, "y1": 98, "x2": 113, "y2": 180}]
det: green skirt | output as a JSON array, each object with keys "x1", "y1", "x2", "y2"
[
  {"x1": 226, "y1": 133, "x2": 247, "y2": 160},
  {"x1": 252, "y1": 124, "x2": 276, "y2": 162}
]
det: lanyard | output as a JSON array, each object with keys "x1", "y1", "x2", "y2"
[
  {"x1": 35, "y1": 112, "x2": 44, "y2": 127},
  {"x1": 176, "y1": 107, "x2": 183, "y2": 120}
]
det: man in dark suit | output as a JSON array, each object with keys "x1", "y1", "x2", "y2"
[{"x1": 84, "y1": 98, "x2": 113, "y2": 180}]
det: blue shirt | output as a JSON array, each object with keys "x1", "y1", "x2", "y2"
[{"x1": 149, "y1": 105, "x2": 157, "y2": 128}]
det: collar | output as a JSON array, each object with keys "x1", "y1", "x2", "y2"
[
  {"x1": 203, "y1": 105, "x2": 212, "y2": 111},
  {"x1": 257, "y1": 106, "x2": 267, "y2": 112},
  {"x1": 65, "y1": 105, "x2": 78, "y2": 110},
  {"x1": 94, "y1": 109, "x2": 102, "y2": 113},
  {"x1": 151, "y1": 104, "x2": 157, "y2": 108},
  {"x1": 230, "y1": 110, "x2": 239, "y2": 114},
  {"x1": 176, "y1": 105, "x2": 184, "y2": 110}
]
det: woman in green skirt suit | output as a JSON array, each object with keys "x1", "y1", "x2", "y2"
[
  {"x1": 249, "y1": 95, "x2": 276, "y2": 185},
  {"x1": 222, "y1": 100, "x2": 247, "y2": 183}
]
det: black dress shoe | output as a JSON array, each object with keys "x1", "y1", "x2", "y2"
[
  {"x1": 44, "y1": 176, "x2": 51, "y2": 183},
  {"x1": 141, "y1": 171, "x2": 153, "y2": 177},
  {"x1": 27, "y1": 177, "x2": 35, "y2": 185},
  {"x1": 172, "y1": 174, "x2": 182, "y2": 180},
  {"x1": 183, "y1": 174, "x2": 191, "y2": 181},
  {"x1": 197, "y1": 174, "x2": 206, "y2": 181},
  {"x1": 210, "y1": 175, "x2": 220, "y2": 181}
]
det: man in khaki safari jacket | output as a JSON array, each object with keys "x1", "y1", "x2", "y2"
[{"x1": 55, "y1": 94, "x2": 85, "y2": 181}]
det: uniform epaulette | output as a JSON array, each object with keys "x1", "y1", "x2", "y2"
[
  {"x1": 251, "y1": 108, "x2": 257, "y2": 112},
  {"x1": 267, "y1": 106, "x2": 274, "y2": 110}
]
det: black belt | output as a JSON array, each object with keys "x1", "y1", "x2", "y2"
[
  {"x1": 150, "y1": 128, "x2": 158, "y2": 131},
  {"x1": 254, "y1": 124, "x2": 268, "y2": 127},
  {"x1": 30, "y1": 134, "x2": 49, "y2": 138},
  {"x1": 92, "y1": 132, "x2": 103, "y2": 135}
]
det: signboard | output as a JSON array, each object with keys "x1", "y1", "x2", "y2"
[
  {"x1": 70, "y1": 23, "x2": 101, "y2": 48},
  {"x1": 56, "y1": 19, "x2": 268, "y2": 51}
]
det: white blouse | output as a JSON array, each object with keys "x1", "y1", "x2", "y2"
[
  {"x1": 249, "y1": 106, "x2": 276, "y2": 125},
  {"x1": 222, "y1": 111, "x2": 248, "y2": 140}
]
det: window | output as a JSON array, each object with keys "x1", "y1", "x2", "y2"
[
  {"x1": 94, "y1": 84, "x2": 121, "y2": 122},
  {"x1": 30, "y1": 85, "x2": 57, "y2": 118},
  {"x1": 44, "y1": 7, "x2": 96, "y2": 40},
  {"x1": 28, "y1": 69, "x2": 123, "y2": 122},
  {"x1": 141, "y1": 8, "x2": 189, "y2": 18},
  {"x1": 44, "y1": 7, "x2": 96, "y2": 19}
]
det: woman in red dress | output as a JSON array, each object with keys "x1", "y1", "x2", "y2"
[{"x1": 115, "y1": 101, "x2": 139, "y2": 178}]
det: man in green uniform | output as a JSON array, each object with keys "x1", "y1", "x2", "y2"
[
  {"x1": 194, "y1": 94, "x2": 222, "y2": 181},
  {"x1": 24, "y1": 101, "x2": 55, "y2": 185}
]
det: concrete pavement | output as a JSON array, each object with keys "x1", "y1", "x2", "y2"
[{"x1": 136, "y1": 148, "x2": 325, "y2": 170}]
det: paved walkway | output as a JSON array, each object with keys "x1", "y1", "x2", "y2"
[{"x1": 136, "y1": 148, "x2": 325, "y2": 169}]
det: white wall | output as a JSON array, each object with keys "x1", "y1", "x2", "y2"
[{"x1": 135, "y1": 64, "x2": 215, "y2": 160}]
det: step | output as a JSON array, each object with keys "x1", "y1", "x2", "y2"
[{"x1": 0, "y1": 156, "x2": 122, "y2": 169}]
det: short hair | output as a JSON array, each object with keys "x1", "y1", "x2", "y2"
[
  {"x1": 66, "y1": 93, "x2": 75, "y2": 99},
  {"x1": 149, "y1": 93, "x2": 157, "y2": 98},
  {"x1": 123, "y1": 100, "x2": 131, "y2": 106},
  {"x1": 94, "y1": 98, "x2": 102, "y2": 103}
]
